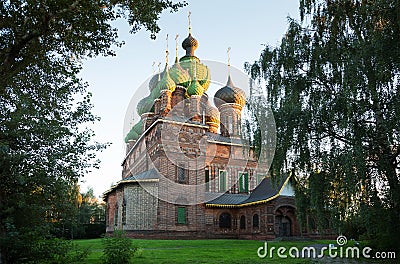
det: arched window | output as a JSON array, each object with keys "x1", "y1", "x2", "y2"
[
  {"x1": 177, "y1": 164, "x2": 186, "y2": 183},
  {"x1": 219, "y1": 213, "x2": 232, "y2": 228},
  {"x1": 239, "y1": 172, "x2": 249, "y2": 193},
  {"x1": 106, "y1": 204, "x2": 110, "y2": 226},
  {"x1": 122, "y1": 199, "x2": 127, "y2": 225},
  {"x1": 253, "y1": 214, "x2": 259, "y2": 228},
  {"x1": 114, "y1": 203, "x2": 119, "y2": 226},
  {"x1": 177, "y1": 207, "x2": 187, "y2": 224},
  {"x1": 240, "y1": 215, "x2": 246, "y2": 229},
  {"x1": 219, "y1": 170, "x2": 227, "y2": 192}
]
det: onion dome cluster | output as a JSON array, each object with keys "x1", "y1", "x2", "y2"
[
  {"x1": 147, "y1": 32, "x2": 211, "y2": 100},
  {"x1": 179, "y1": 32, "x2": 211, "y2": 96},
  {"x1": 126, "y1": 29, "x2": 246, "y2": 143}
]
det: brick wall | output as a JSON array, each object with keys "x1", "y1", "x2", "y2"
[{"x1": 123, "y1": 183, "x2": 158, "y2": 231}]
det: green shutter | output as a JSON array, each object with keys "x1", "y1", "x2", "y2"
[
  {"x1": 177, "y1": 207, "x2": 186, "y2": 224},
  {"x1": 239, "y1": 173, "x2": 249, "y2": 193},
  {"x1": 244, "y1": 173, "x2": 249, "y2": 192}
]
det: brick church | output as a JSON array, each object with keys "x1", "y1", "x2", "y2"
[{"x1": 103, "y1": 26, "x2": 303, "y2": 239}]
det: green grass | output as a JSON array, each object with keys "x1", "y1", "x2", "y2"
[{"x1": 74, "y1": 238, "x2": 339, "y2": 263}]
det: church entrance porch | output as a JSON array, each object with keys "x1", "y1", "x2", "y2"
[{"x1": 274, "y1": 205, "x2": 298, "y2": 237}]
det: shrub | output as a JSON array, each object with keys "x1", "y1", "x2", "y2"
[
  {"x1": 34, "y1": 238, "x2": 89, "y2": 264},
  {"x1": 23, "y1": 238, "x2": 88, "y2": 264},
  {"x1": 102, "y1": 230, "x2": 137, "y2": 264}
]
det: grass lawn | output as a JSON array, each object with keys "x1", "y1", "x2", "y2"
[{"x1": 74, "y1": 238, "x2": 341, "y2": 263}]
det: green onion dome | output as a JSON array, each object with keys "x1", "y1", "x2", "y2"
[
  {"x1": 145, "y1": 96, "x2": 155, "y2": 113},
  {"x1": 162, "y1": 68, "x2": 176, "y2": 92},
  {"x1": 136, "y1": 96, "x2": 154, "y2": 115},
  {"x1": 124, "y1": 128, "x2": 139, "y2": 143},
  {"x1": 214, "y1": 75, "x2": 246, "y2": 109},
  {"x1": 134, "y1": 120, "x2": 143, "y2": 134},
  {"x1": 186, "y1": 79, "x2": 204, "y2": 97},
  {"x1": 205, "y1": 104, "x2": 220, "y2": 124},
  {"x1": 179, "y1": 56, "x2": 210, "y2": 91},
  {"x1": 149, "y1": 72, "x2": 164, "y2": 92},
  {"x1": 169, "y1": 60, "x2": 191, "y2": 88},
  {"x1": 153, "y1": 66, "x2": 176, "y2": 96},
  {"x1": 180, "y1": 32, "x2": 210, "y2": 91},
  {"x1": 150, "y1": 83, "x2": 161, "y2": 100}
]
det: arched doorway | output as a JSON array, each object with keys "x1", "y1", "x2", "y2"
[
  {"x1": 275, "y1": 215, "x2": 291, "y2": 237},
  {"x1": 240, "y1": 215, "x2": 246, "y2": 229},
  {"x1": 275, "y1": 205, "x2": 296, "y2": 237},
  {"x1": 219, "y1": 213, "x2": 232, "y2": 228},
  {"x1": 253, "y1": 214, "x2": 259, "y2": 228}
]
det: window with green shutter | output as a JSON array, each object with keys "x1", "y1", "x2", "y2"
[
  {"x1": 177, "y1": 207, "x2": 186, "y2": 224},
  {"x1": 239, "y1": 172, "x2": 249, "y2": 193},
  {"x1": 205, "y1": 170, "x2": 210, "y2": 192}
]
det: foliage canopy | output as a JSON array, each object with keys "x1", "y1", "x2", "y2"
[
  {"x1": 247, "y1": 0, "x2": 400, "y2": 250},
  {"x1": 0, "y1": 0, "x2": 185, "y2": 263}
]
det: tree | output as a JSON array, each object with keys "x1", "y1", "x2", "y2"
[
  {"x1": 247, "y1": 0, "x2": 400, "y2": 250},
  {"x1": 73, "y1": 187, "x2": 106, "y2": 239},
  {"x1": 0, "y1": 1, "x2": 185, "y2": 263},
  {"x1": 51, "y1": 186, "x2": 106, "y2": 239}
]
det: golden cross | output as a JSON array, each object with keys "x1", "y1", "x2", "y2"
[
  {"x1": 227, "y1": 47, "x2": 231, "y2": 75},
  {"x1": 165, "y1": 34, "x2": 169, "y2": 65},
  {"x1": 166, "y1": 33, "x2": 169, "y2": 51},
  {"x1": 175, "y1": 34, "x2": 179, "y2": 51},
  {"x1": 188, "y1": 11, "x2": 192, "y2": 33},
  {"x1": 175, "y1": 34, "x2": 179, "y2": 61},
  {"x1": 158, "y1": 62, "x2": 161, "y2": 80}
]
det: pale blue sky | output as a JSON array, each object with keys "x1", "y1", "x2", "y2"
[{"x1": 80, "y1": 1, "x2": 300, "y2": 197}]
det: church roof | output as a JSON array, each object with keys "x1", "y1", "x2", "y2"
[
  {"x1": 102, "y1": 169, "x2": 159, "y2": 199},
  {"x1": 205, "y1": 175, "x2": 291, "y2": 208},
  {"x1": 206, "y1": 193, "x2": 250, "y2": 205},
  {"x1": 123, "y1": 169, "x2": 159, "y2": 181}
]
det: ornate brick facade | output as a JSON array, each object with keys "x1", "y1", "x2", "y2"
[{"x1": 103, "y1": 28, "x2": 315, "y2": 239}]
